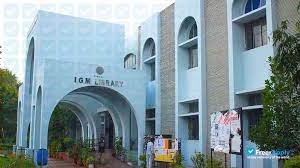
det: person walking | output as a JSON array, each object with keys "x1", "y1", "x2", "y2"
[{"x1": 146, "y1": 137, "x2": 155, "y2": 168}]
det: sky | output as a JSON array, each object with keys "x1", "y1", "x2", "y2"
[{"x1": 0, "y1": 0, "x2": 174, "y2": 82}]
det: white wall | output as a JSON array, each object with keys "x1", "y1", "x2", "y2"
[
  {"x1": 175, "y1": 0, "x2": 207, "y2": 166},
  {"x1": 139, "y1": 13, "x2": 161, "y2": 134}
]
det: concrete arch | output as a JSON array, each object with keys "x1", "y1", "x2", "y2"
[
  {"x1": 124, "y1": 53, "x2": 137, "y2": 69},
  {"x1": 232, "y1": 0, "x2": 248, "y2": 18},
  {"x1": 39, "y1": 85, "x2": 141, "y2": 153},
  {"x1": 69, "y1": 87, "x2": 138, "y2": 150},
  {"x1": 20, "y1": 37, "x2": 35, "y2": 148},
  {"x1": 178, "y1": 16, "x2": 198, "y2": 44},
  {"x1": 16, "y1": 102, "x2": 21, "y2": 145},
  {"x1": 59, "y1": 100, "x2": 94, "y2": 139},
  {"x1": 143, "y1": 38, "x2": 156, "y2": 59},
  {"x1": 68, "y1": 92, "x2": 123, "y2": 139},
  {"x1": 34, "y1": 86, "x2": 42, "y2": 149},
  {"x1": 25, "y1": 38, "x2": 35, "y2": 94}
]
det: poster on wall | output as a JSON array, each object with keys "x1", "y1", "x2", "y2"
[
  {"x1": 210, "y1": 111, "x2": 230, "y2": 153},
  {"x1": 210, "y1": 108, "x2": 242, "y2": 155},
  {"x1": 229, "y1": 108, "x2": 242, "y2": 154}
]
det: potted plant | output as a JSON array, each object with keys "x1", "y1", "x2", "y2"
[
  {"x1": 50, "y1": 140, "x2": 62, "y2": 159},
  {"x1": 113, "y1": 137, "x2": 123, "y2": 159},
  {"x1": 72, "y1": 143, "x2": 80, "y2": 164},
  {"x1": 139, "y1": 154, "x2": 147, "y2": 168},
  {"x1": 86, "y1": 156, "x2": 96, "y2": 168},
  {"x1": 80, "y1": 147, "x2": 91, "y2": 166}
]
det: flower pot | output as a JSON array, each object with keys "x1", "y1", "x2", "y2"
[
  {"x1": 62, "y1": 153, "x2": 68, "y2": 160},
  {"x1": 88, "y1": 164, "x2": 94, "y2": 168}
]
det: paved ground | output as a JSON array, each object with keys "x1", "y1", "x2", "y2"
[
  {"x1": 48, "y1": 158, "x2": 84, "y2": 168},
  {"x1": 47, "y1": 150, "x2": 132, "y2": 168}
]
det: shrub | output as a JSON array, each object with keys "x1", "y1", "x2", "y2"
[
  {"x1": 284, "y1": 155, "x2": 300, "y2": 168},
  {"x1": 113, "y1": 137, "x2": 123, "y2": 157},
  {"x1": 80, "y1": 147, "x2": 92, "y2": 166},
  {"x1": 50, "y1": 140, "x2": 62, "y2": 154},
  {"x1": 139, "y1": 154, "x2": 146, "y2": 168},
  {"x1": 63, "y1": 137, "x2": 74, "y2": 151},
  {"x1": 191, "y1": 153, "x2": 206, "y2": 168},
  {"x1": 206, "y1": 158, "x2": 223, "y2": 168},
  {"x1": 86, "y1": 155, "x2": 96, "y2": 164},
  {"x1": 190, "y1": 152, "x2": 223, "y2": 168},
  {"x1": 0, "y1": 143, "x2": 13, "y2": 151},
  {"x1": 170, "y1": 153, "x2": 185, "y2": 168},
  {"x1": 0, "y1": 155, "x2": 35, "y2": 168}
]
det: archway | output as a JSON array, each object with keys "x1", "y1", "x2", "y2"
[
  {"x1": 48, "y1": 103, "x2": 82, "y2": 153},
  {"x1": 43, "y1": 86, "x2": 140, "y2": 162},
  {"x1": 18, "y1": 37, "x2": 35, "y2": 148},
  {"x1": 34, "y1": 86, "x2": 42, "y2": 149},
  {"x1": 27, "y1": 124, "x2": 30, "y2": 148}
]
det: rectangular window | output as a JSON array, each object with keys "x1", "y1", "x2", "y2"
[
  {"x1": 188, "y1": 116, "x2": 199, "y2": 140},
  {"x1": 150, "y1": 63, "x2": 155, "y2": 81},
  {"x1": 146, "y1": 121, "x2": 155, "y2": 135},
  {"x1": 247, "y1": 93, "x2": 263, "y2": 106},
  {"x1": 146, "y1": 109, "x2": 155, "y2": 118},
  {"x1": 245, "y1": 17, "x2": 267, "y2": 50},
  {"x1": 246, "y1": 109, "x2": 262, "y2": 139},
  {"x1": 188, "y1": 101, "x2": 199, "y2": 113},
  {"x1": 188, "y1": 46, "x2": 198, "y2": 69}
]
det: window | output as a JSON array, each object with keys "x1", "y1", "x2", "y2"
[
  {"x1": 188, "y1": 116, "x2": 199, "y2": 140},
  {"x1": 245, "y1": 0, "x2": 266, "y2": 14},
  {"x1": 188, "y1": 46, "x2": 198, "y2": 69},
  {"x1": 146, "y1": 121, "x2": 155, "y2": 135},
  {"x1": 188, "y1": 101, "x2": 199, "y2": 113},
  {"x1": 146, "y1": 109, "x2": 155, "y2": 118},
  {"x1": 124, "y1": 54, "x2": 136, "y2": 69},
  {"x1": 143, "y1": 38, "x2": 156, "y2": 59},
  {"x1": 150, "y1": 43, "x2": 156, "y2": 57},
  {"x1": 246, "y1": 109, "x2": 262, "y2": 138},
  {"x1": 189, "y1": 23, "x2": 198, "y2": 39},
  {"x1": 245, "y1": 17, "x2": 267, "y2": 50},
  {"x1": 150, "y1": 63, "x2": 155, "y2": 81},
  {"x1": 247, "y1": 93, "x2": 263, "y2": 106}
]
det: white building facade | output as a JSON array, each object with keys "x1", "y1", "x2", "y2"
[
  {"x1": 16, "y1": 11, "x2": 146, "y2": 164},
  {"x1": 16, "y1": 0, "x2": 300, "y2": 167}
]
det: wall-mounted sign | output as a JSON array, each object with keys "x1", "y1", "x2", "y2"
[
  {"x1": 74, "y1": 77, "x2": 124, "y2": 88},
  {"x1": 210, "y1": 108, "x2": 242, "y2": 155}
]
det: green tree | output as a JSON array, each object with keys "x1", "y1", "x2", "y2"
[
  {"x1": 0, "y1": 68, "x2": 20, "y2": 143},
  {"x1": 249, "y1": 4, "x2": 300, "y2": 156},
  {"x1": 48, "y1": 104, "x2": 79, "y2": 147}
]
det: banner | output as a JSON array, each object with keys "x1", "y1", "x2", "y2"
[
  {"x1": 153, "y1": 136, "x2": 179, "y2": 163},
  {"x1": 229, "y1": 109, "x2": 242, "y2": 154},
  {"x1": 210, "y1": 111, "x2": 231, "y2": 153},
  {"x1": 210, "y1": 108, "x2": 242, "y2": 154}
]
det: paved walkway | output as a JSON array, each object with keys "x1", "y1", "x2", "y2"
[
  {"x1": 48, "y1": 158, "x2": 84, "y2": 168},
  {"x1": 47, "y1": 150, "x2": 132, "y2": 168}
]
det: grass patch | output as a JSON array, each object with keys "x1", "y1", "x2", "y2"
[{"x1": 0, "y1": 156, "x2": 35, "y2": 168}]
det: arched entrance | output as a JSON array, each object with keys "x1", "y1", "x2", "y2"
[
  {"x1": 41, "y1": 86, "x2": 140, "y2": 163},
  {"x1": 17, "y1": 14, "x2": 146, "y2": 166},
  {"x1": 48, "y1": 104, "x2": 82, "y2": 150}
]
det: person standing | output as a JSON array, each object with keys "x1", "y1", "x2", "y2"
[{"x1": 146, "y1": 137, "x2": 155, "y2": 168}]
